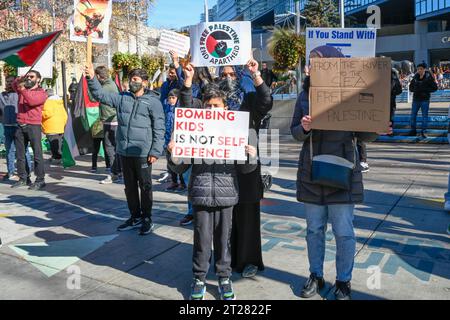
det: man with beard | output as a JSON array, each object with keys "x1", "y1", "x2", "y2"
[{"x1": 11, "y1": 71, "x2": 48, "y2": 190}]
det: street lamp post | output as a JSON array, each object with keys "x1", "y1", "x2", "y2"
[{"x1": 340, "y1": 0, "x2": 345, "y2": 28}]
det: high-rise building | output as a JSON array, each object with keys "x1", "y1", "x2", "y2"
[
  {"x1": 345, "y1": 0, "x2": 450, "y2": 66},
  {"x1": 200, "y1": 4, "x2": 219, "y2": 22}
]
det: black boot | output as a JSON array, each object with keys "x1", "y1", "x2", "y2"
[
  {"x1": 29, "y1": 181, "x2": 46, "y2": 191},
  {"x1": 11, "y1": 179, "x2": 32, "y2": 188},
  {"x1": 300, "y1": 273, "x2": 325, "y2": 298},
  {"x1": 334, "y1": 280, "x2": 351, "y2": 300}
]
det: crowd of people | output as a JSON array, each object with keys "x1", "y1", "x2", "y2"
[{"x1": 0, "y1": 47, "x2": 449, "y2": 300}]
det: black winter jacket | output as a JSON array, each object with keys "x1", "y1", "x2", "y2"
[
  {"x1": 409, "y1": 71, "x2": 438, "y2": 102},
  {"x1": 291, "y1": 90, "x2": 378, "y2": 205}
]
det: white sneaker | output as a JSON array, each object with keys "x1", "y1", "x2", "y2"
[
  {"x1": 444, "y1": 201, "x2": 450, "y2": 212},
  {"x1": 100, "y1": 175, "x2": 113, "y2": 184},
  {"x1": 360, "y1": 162, "x2": 370, "y2": 173},
  {"x1": 157, "y1": 172, "x2": 170, "y2": 183}
]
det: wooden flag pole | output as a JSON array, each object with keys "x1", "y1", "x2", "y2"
[{"x1": 86, "y1": 34, "x2": 93, "y2": 67}]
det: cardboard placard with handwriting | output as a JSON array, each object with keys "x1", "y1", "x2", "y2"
[{"x1": 309, "y1": 57, "x2": 391, "y2": 132}]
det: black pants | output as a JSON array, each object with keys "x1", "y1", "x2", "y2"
[
  {"x1": 47, "y1": 134, "x2": 63, "y2": 160},
  {"x1": 357, "y1": 140, "x2": 367, "y2": 162},
  {"x1": 121, "y1": 156, "x2": 153, "y2": 220},
  {"x1": 91, "y1": 137, "x2": 103, "y2": 169},
  {"x1": 193, "y1": 206, "x2": 233, "y2": 282},
  {"x1": 231, "y1": 202, "x2": 264, "y2": 273},
  {"x1": 15, "y1": 124, "x2": 44, "y2": 182},
  {"x1": 104, "y1": 124, "x2": 121, "y2": 175}
]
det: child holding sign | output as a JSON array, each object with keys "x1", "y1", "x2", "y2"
[{"x1": 167, "y1": 63, "x2": 257, "y2": 300}]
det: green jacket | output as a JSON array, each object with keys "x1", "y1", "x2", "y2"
[{"x1": 99, "y1": 78, "x2": 119, "y2": 123}]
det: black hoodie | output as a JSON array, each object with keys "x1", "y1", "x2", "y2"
[{"x1": 409, "y1": 71, "x2": 438, "y2": 102}]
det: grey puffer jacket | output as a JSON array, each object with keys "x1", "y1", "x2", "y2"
[
  {"x1": 87, "y1": 76, "x2": 165, "y2": 158},
  {"x1": 291, "y1": 90, "x2": 379, "y2": 205}
]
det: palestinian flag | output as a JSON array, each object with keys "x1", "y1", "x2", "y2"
[
  {"x1": 62, "y1": 107, "x2": 80, "y2": 168},
  {"x1": 206, "y1": 31, "x2": 233, "y2": 58},
  {"x1": 0, "y1": 31, "x2": 62, "y2": 67}
]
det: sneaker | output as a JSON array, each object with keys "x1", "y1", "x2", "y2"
[
  {"x1": 113, "y1": 174, "x2": 123, "y2": 184},
  {"x1": 90, "y1": 168, "x2": 97, "y2": 173},
  {"x1": 190, "y1": 278, "x2": 206, "y2": 300},
  {"x1": 165, "y1": 183, "x2": 179, "y2": 192},
  {"x1": 334, "y1": 280, "x2": 351, "y2": 300},
  {"x1": 218, "y1": 278, "x2": 236, "y2": 300},
  {"x1": 100, "y1": 174, "x2": 120, "y2": 184},
  {"x1": 180, "y1": 214, "x2": 194, "y2": 226},
  {"x1": 11, "y1": 179, "x2": 32, "y2": 188},
  {"x1": 242, "y1": 264, "x2": 258, "y2": 278},
  {"x1": 157, "y1": 172, "x2": 170, "y2": 183},
  {"x1": 117, "y1": 217, "x2": 142, "y2": 231},
  {"x1": 52, "y1": 159, "x2": 62, "y2": 165},
  {"x1": 8, "y1": 174, "x2": 20, "y2": 182},
  {"x1": 28, "y1": 181, "x2": 46, "y2": 191},
  {"x1": 139, "y1": 218, "x2": 154, "y2": 235},
  {"x1": 444, "y1": 201, "x2": 450, "y2": 212},
  {"x1": 360, "y1": 162, "x2": 370, "y2": 173},
  {"x1": 300, "y1": 273, "x2": 325, "y2": 298}
]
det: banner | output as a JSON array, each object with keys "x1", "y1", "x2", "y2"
[
  {"x1": 70, "y1": 0, "x2": 112, "y2": 44},
  {"x1": 158, "y1": 30, "x2": 190, "y2": 57},
  {"x1": 173, "y1": 108, "x2": 249, "y2": 161},
  {"x1": 190, "y1": 21, "x2": 252, "y2": 67},
  {"x1": 306, "y1": 28, "x2": 377, "y2": 62},
  {"x1": 18, "y1": 45, "x2": 53, "y2": 79},
  {"x1": 309, "y1": 57, "x2": 391, "y2": 133}
]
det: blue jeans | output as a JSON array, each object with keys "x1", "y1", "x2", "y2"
[
  {"x1": 182, "y1": 167, "x2": 193, "y2": 216},
  {"x1": 4, "y1": 126, "x2": 32, "y2": 176},
  {"x1": 304, "y1": 203, "x2": 356, "y2": 282},
  {"x1": 410, "y1": 100, "x2": 430, "y2": 133}
]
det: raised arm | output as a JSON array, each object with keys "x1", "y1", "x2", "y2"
[{"x1": 84, "y1": 64, "x2": 121, "y2": 108}]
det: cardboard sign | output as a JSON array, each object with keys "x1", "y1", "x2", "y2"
[
  {"x1": 306, "y1": 28, "x2": 377, "y2": 62},
  {"x1": 158, "y1": 30, "x2": 190, "y2": 57},
  {"x1": 309, "y1": 57, "x2": 391, "y2": 133},
  {"x1": 190, "y1": 21, "x2": 252, "y2": 67},
  {"x1": 173, "y1": 108, "x2": 249, "y2": 161},
  {"x1": 70, "y1": 0, "x2": 112, "y2": 44}
]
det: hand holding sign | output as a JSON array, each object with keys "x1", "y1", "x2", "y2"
[
  {"x1": 301, "y1": 116, "x2": 312, "y2": 132},
  {"x1": 170, "y1": 50, "x2": 180, "y2": 68},
  {"x1": 84, "y1": 63, "x2": 95, "y2": 79}
]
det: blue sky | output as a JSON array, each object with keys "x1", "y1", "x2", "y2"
[{"x1": 148, "y1": 0, "x2": 217, "y2": 29}]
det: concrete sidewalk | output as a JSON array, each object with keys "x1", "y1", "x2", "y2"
[{"x1": 0, "y1": 137, "x2": 449, "y2": 300}]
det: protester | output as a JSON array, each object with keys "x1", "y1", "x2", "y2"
[
  {"x1": 90, "y1": 117, "x2": 105, "y2": 173},
  {"x1": 160, "y1": 50, "x2": 184, "y2": 104},
  {"x1": 167, "y1": 63, "x2": 258, "y2": 300},
  {"x1": 68, "y1": 77, "x2": 78, "y2": 106},
  {"x1": 12, "y1": 71, "x2": 48, "y2": 190},
  {"x1": 85, "y1": 64, "x2": 165, "y2": 236},
  {"x1": 215, "y1": 60, "x2": 273, "y2": 278},
  {"x1": 41, "y1": 89, "x2": 67, "y2": 165},
  {"x1": 390, "y1": 68, "x2": 403, "y2": 136},
  {"x1": 409, "y1": 63, "x2": 438, "y2": 138},
  {"x1": 261, "y1": 62, "x2": 277, "y2": 88},
  {"x1": 290, "y1": 45, "x2": 380, "y2": 300},
  {"x1": 0, "y1": 75, "x2": 32, "y2": 181},
  {"x1": 94, "y1": 66, "x2": 122, "y2": 184},
  {"x1": 163, "y1": 88, "x2": 186, "y2": 192}
]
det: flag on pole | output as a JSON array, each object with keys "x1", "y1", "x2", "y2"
[
  {"x1": 0, "y1": 31, "x2": 61, "y2": 67},
  {"x1": 62, "y1": 107, "x2": 80, "y2": 168}
]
